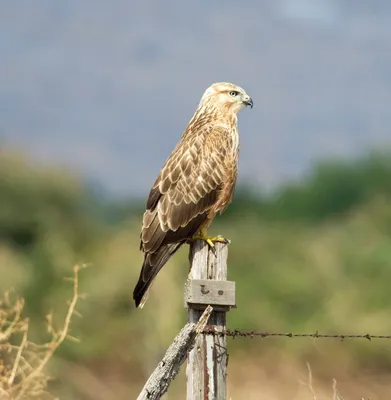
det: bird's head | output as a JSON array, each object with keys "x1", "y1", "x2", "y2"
[{"x1": 200, "y1": 82, "x2": 253, "y2": 114}]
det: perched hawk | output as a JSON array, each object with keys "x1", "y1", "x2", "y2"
[{"x1": 133, "y1": 82, "x2": 253, "y2": 308}]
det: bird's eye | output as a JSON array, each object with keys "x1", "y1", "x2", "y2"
[{"x1": 229, "y1": 91, "x2": 239, "y2": 97}]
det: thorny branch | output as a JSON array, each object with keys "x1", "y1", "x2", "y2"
[{"x1": 203, "y1": 326, "x2": 391, "y2": 341}]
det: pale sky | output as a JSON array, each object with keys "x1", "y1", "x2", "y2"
[{"x1": 1, "y1": 0, "x2": 391, "y2": 196}]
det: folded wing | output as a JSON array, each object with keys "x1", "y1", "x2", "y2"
[{"x1": 133, "y1": 125, "x2": 229, "y2": 307}]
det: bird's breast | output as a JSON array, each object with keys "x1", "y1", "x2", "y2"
[{"x1": 230, "y1": 127, "x2": 240, "y2": 156}]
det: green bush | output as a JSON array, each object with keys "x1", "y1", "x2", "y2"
[
  {"x1": 227, "y1": 151, "x2": 391, "y2": 222},
  {"x1": 0, "y1": 150, "x2": 100, "y2": 316}
]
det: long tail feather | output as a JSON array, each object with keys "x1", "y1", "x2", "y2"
[{"x1": 133, "y1": 243, "x2": 183, "y2": 308}]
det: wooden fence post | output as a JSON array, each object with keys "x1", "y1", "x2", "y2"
[
  {"x1": 137, "y1": 306, "x2": 213, "y2": 400},
  {"x1": 185, "y1": 240, "x2": 236, "y2": 400}
]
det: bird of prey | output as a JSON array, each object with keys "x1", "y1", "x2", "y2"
[{"x1": 133, "y1": 82, "x2": 253, "y2": 308}]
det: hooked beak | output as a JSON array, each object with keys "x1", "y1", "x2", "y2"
[{"x1": 243, "y1": 97, "x2": 253, "y2": 108}]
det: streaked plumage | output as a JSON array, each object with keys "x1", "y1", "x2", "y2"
[{"x1": 133, "y1": 82, "x2": 253, "y2": 308}]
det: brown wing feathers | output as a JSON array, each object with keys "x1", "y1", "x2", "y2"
[{"x1": 133, "y1": 128, "x2": 228, "y2": 308}]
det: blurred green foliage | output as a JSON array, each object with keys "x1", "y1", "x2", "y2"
[
  {"x1": 0, "y1": 150, "x2": 103, "y2": 317},
  {"x1": 227, "y1": 151, "x2": 391, "y2": 222},
  {"x1": 1, "y1": 148, "x2": 391, "y2": 398}
]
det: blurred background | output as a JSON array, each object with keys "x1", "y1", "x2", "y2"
[{"x1": 1, "y1": 0, "x2": 391, "y2": 398}]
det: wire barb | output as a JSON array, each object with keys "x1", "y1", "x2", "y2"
[{"x1": 202, "y1": 326, "x2": 391, "y2": 341}]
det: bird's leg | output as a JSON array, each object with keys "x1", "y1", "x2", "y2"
[{"x1": 191, "y1": 228, "x2": 230, "y2": 255}]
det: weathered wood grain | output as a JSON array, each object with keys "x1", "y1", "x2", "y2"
[
  {"x1": 137, "y1": 306, "x2": 213, "y2": 400},
  {"x1": 184, "y1": 279, "x2": 235, "y2": 307},
  {"x1": 186, "y1": 240, "x2": 231, "y2": 400}
]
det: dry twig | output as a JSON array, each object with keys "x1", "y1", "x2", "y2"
[{"x1": 0, "y1": 265, "x2": 84, "y2": 399}]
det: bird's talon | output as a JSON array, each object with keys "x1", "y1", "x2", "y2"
[
  {"x1": 209, "y1": 236, "x2": 230, "y2": 245},
  {"x1": 191, "y1": 230, "x2": 230, "y2": 254},
  {"x1": 206, "y1": 238, "x2": 215, "y2": 249}
]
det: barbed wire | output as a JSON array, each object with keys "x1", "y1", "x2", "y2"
[{"x1": 203, "y1": 326, "x2": 391, "y2": 341}]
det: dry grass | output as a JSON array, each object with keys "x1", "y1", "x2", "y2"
[
  {"x1": 224, "y1": 354, "x2": 387, "y2": 400},
  {"x1": 298, "y1": 363, "x2": 341, "y2": 400},
  {"x1": 0, "y1": 265, "x2": 83, "y2": 399}
]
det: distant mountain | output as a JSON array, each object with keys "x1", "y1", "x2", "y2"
[{"x1": 1, "y1": 0, "x2": 391, "y2": 196}]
